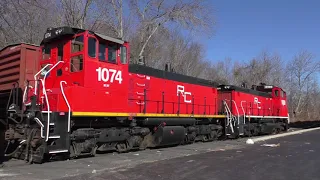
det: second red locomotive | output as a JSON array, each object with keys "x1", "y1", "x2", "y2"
[
  {"x1": 1, "y1": 26, "x2": 289, "y2": 163},
  {"x1": 218, "y1": 84, "x2": 289, "y2": 138}
]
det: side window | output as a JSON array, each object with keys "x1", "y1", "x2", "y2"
[
  {"x1": 70, "y1": 55, "x2": 83, "y2": 72},
  {"x1": 280, "y1": 90, "x2": 284, "y2": 98},
  {"x1": 108, "y1": 45, "x2": 117, "y2": 63},
  {"x1": 72, "y1": 35, "x2": 84, "y2": 52},
  {"x1": 88, "y1": 37, "x2": 96, "y2": 58},
  {"x1": 42, "y1": 44, "x2": 51, "y2": 60},
  {"x1": 120, "y1": 46, "x2": 127, "y2": 64},
  {"x1": 99, "y1": 43, "x2": 106, "y2": 61},
  {"x1": 57, "y1": 44, "x2": 63, "y2": 62},
  {"x1": 275, "y1": 90, "x2": 279, "y2": 97},
  {"x1": 57, "y1": 44, "x2": 64, "y2": 76}
]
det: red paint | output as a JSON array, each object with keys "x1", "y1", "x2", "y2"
[
  {"x1": 34, "y1": 30, "x2": 219, "y2": 116},
  {"x1": 22, "y1": 29, "x2": 288, "y2": 120},
  {"x1": 218, "y1": 87, "x2": 288, "y2": 117}
]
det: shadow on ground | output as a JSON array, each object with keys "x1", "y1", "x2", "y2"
[{"x1": 289, "y1": 121, "x2": 320, "y2": 129}]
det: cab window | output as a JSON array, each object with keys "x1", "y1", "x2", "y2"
[
  {"x1": 70, "y1": 55, "x2": 83, "y2": 72},
  {"x1": 57, "y1": 44, "x2": 63, "y2": 61},
  {"x1": 57, "y1": 43, "x2": 64, "y2": 76},
  {"x1": 108, "y1": 44, "x2": 117, "y2": 63},
  {"x1": 99, "y1": 43, "x2": 106, "y2": 61},
  {"x1": 42, "y1": 44, "x2": 51, "y2": 60},
  {"x1": 88, "y1": 37, "x2": 97, "y2": 58},
  {"x1": 120, "y1": 46, "x2": 127, "y2": 64},
  {"x1": 275, "y1": 90, "x2": 279, "y2": 97},
  {"x1": 72, "y1": 35, "x2": 84, "y2": 53}
]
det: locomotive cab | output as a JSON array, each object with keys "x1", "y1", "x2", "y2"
[
  {"x1": 272, "y1": 87, "x2": 288, "y2": 117},
  {"x1": 40, "y1": 27, "x2": 129, "y2": 86},
  {"x1": 36, "y1": 27, "x2": 130, "y2": 113},
  {"x1": 5, "y1": 26, "x2": 132, "y2": 161},
  {"x1": 255, "y1": 84, "x2": 288, "y2": 117}
]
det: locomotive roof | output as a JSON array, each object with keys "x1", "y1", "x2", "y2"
[
  {"x1": 94, "y1": 32, "x2": 124, "y2": 44},
  {"x1": 41, "y1": 26, "x2": 125, "y2": 45},
  {"x1": 218, "y1": 85, "x2": 272, "y2": 98}
]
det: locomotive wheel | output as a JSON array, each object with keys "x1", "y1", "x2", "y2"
[
  {"x1": 272, "y1": 128, "x2": 280, "y2": 135},
  {"x1": 202, "y1": 135, "x2": 208, "y2": 142},
  {"x1": 91, "y1": 145, "x2": 98, "y2": 156},
  {"x1": 184, "y1": 133, "x2": 196, "y2": 144},
  {"x1": 211, "y1": 131, "x2": 218, "y2": 140},
  {"x1": 116, "y1": 142, "x2": 128, "y2": 153},
  {"x1": 207, "y1": 131, "x2": 216, "y2": 142}
]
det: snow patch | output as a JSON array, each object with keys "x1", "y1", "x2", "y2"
[{"x1": 246, "y1": 139, "x2": 254, "y2": 144}]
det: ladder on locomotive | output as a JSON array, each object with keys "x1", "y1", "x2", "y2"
[
  {"x1": 223, "y1": 100, "x2": 244, "y2": 136},
  {"x1": 32, "y1": 61, "x2": 71, "y2": 154}
]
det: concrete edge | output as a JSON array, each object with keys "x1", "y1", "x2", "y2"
[{"x1": 251, "y1": 127, "x2": 320, "y2": 142}]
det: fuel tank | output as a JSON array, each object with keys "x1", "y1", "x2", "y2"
[
  {"x1": 153, "y1": 126, "x2": 186, "y2": 146},
  {"x1": 142, "y1": 118, "x2": 196, "y2": 126}
]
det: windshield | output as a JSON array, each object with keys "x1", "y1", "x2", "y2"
[{"x1": 42, "y1": 43, "x2": 51, "y2": 60}]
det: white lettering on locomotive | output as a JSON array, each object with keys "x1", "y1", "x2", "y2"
[
  {"x1": 254, "y1": 97, "x2": 261, "y2": 109},
  {"x1": 177, "y1": 85, "x2": 192, "y2": 103},
  {"x1": 96, "y1": 67, "x2": 123, "y2": 84},
  {"x1": 55, "y1": 29, "x2": 63, "y2": 35},
  {"x1": 44, "y1": 32, "x2": 51, "y2": 38}
]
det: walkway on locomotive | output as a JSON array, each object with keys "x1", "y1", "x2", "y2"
[{"x1": 36, "y1": 27, "x2": 226, "y2": 119}]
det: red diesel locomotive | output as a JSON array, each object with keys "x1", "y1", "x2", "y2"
[
  {"x1": 1, "y1": 26, "x2": 289, "y2": 163},
  {"x1": 218, "y1": 84, "x2": 289, "y2": 137}
]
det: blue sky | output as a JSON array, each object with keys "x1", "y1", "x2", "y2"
[{"x1": 195, "y1": 0, "x2": 320, "y2": 63}]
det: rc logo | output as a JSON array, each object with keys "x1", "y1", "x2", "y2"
[
  {"x1": 254, "y1": 97, "x2": 261, "y2": 109},
  {"x1": 177, "y1": 85, "x2": 192, "y2": 103}
]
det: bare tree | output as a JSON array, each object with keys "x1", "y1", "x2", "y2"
[
  {"x1": 287, "y1": 50, "x2": 320, "y2": 120},
  {"x1": 56, "y1": 0, "x2": 93, "y2": 29},
  {"x1": 204, "y1": 57, "x2": 234, "y2": 84},
  {"x1": 111, "y1": 0, "x2": 124, "y2": 39},
  {"x1": 232, "y1": 51, "x2": 285, "y2": 88},
  {"x1": 0, "y1": 0, "x2": 57, "y2": 47},
  {"x1": 129, "y1": 0, "x2": 215, "y2": 63}
]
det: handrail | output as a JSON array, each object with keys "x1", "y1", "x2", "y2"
[
  {"x1": 40, "y1": 79, "x2": 50, "y2": 141},
  {"x1": 240, "y1": 101, "x2": 246, "y2": 124},
  {"x1": 22, "y1": 85, "x2": 33, "y2": 104},
  {"x1": 42, "y1": 61, "x2": 64, "y2": 141},
  {"x1": 231, "y1": 100, "x2": 240, "y2": 126},
  {"x1": 223, "y1": 100, "x2": 234, "y2": 133},
  {"x1": 60, "y1": 81, "x2": 71, "y2": 132},
  {"x1": 34, "y1": 117, "x2": 45, "y2": 138},
  {"x1": 34, "y1": 64, "x2": 52, "y2": 95},
  {"x1": 223, "y1": 101, "x2": 230, "y2": 126}
]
